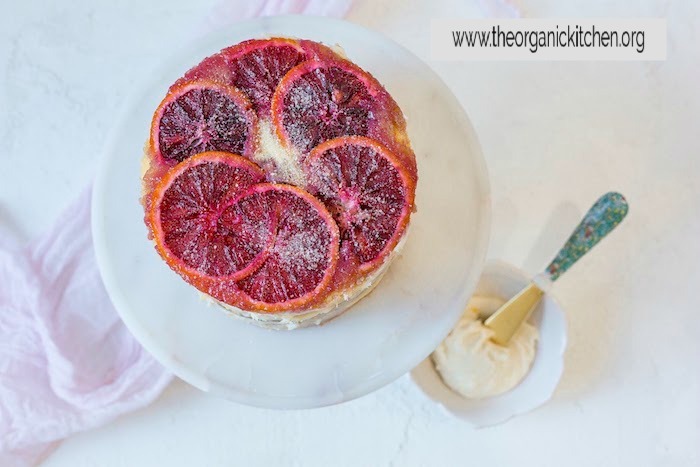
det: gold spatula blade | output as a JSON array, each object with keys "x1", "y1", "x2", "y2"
[{"x1": 483, "y1": 282, "x2": 543, "y2": 346}]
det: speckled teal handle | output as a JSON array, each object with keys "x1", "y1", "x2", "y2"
[{"x1": 545, "y1": 192, "x2": 628, "y2": 281}]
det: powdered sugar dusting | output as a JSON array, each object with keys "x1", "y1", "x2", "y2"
[
  {"x1": 277, "y1": 64, "x2": 374, "y2": 153},
  {"x1": 234, "y1": 186, "x2": 335, "y2": 304}
]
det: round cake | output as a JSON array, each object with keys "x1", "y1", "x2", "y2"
[{"x1": 141, "y1": 38, "x2": 418, "y2": 330}]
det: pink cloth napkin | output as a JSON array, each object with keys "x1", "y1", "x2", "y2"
[
  {"x1": 0, "y1": 190, "x2": 172, "y2": 466},
  {"x1": 0, "y1": 1, "x2": 351, "y2": 465}
]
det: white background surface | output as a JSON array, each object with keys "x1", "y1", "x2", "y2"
[{"x1": 1, "y1": 0, "x2": 698, "y2": 465}]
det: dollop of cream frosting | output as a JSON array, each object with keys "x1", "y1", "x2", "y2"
[{"x1": 432, "y1": 296, "x2": 538, "y2": 399}]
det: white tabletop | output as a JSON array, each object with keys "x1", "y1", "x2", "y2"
[{"x1": 1, "y1": 0, "x2": 697, "y2": 465}]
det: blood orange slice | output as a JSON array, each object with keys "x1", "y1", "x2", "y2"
[
  {"x1": 149, "y1": 80, "x2": 256, "y2": 165},
  {"x1": 271, "y1": 57, "x2": 411, "y2": 159},
  {"x1": 175, "y1": 38, "x2": 342, "y2": 116},
  {"x1": 180, "y1": 53, "x2": 232, "y2": 86},
  {"x1": 208, "y1": 184, "x2": 340, "y2": 312},
  {"x1": 303, "y1": 136, "x2": 415, "y2": 273},
  {"x1": 222, "y1": 38, "x2": 307, "y2": 116},
  {"x1": 148, "y1": 152, "x2": 268, "y2": 284}
]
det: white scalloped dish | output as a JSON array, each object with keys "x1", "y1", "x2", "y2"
[{"x1": 411, "y1": 260, "x2": 567, "y2": 427}]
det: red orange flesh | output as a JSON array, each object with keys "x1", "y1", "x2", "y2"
[
  {"x1": 148, "y1": 152, "x2": 267, "y2": 284},
  {"x1": 207, "y1": 183, "x2": 340, "y2": 312},
  {"x1": 304, "y1": 136, "x2": 414, "y2": 279},
  {"x1": 149, "y1": 80, "x2": 257, "y2": 166}
]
